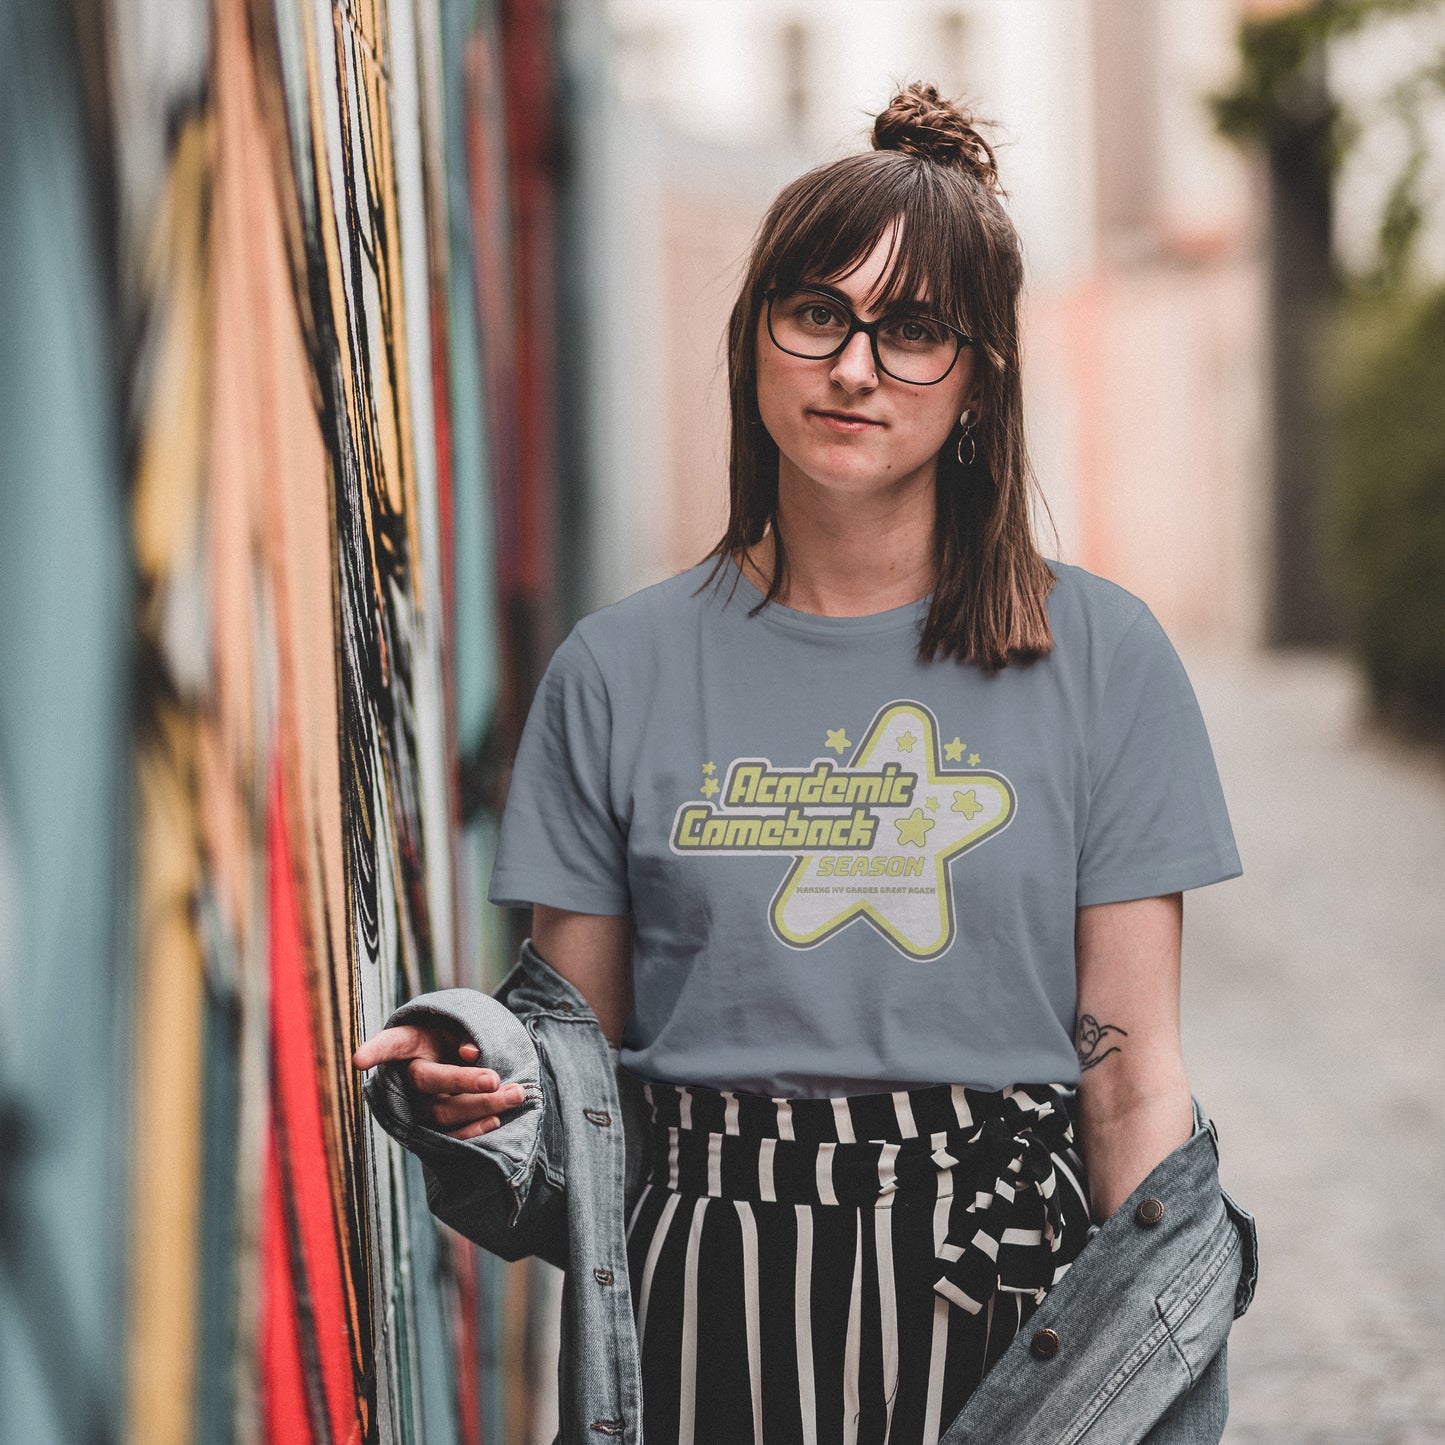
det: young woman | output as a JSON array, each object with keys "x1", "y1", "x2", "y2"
[{"x1": 355, "y1": 82, "x2": 1244, "y2": 1443}]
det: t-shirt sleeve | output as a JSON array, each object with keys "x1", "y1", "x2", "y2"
[
  {"x1": 1076, "y1": 603, "x2": 1242, "y2": 907},
  {"x1": 487, "y1": 628, "x2": 631, "y2": 914}
]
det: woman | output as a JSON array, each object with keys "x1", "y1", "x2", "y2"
[{"x1": 355, "y1": 83, "x2": 1247, "y2": 1443}]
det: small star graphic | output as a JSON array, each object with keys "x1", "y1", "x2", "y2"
[
  {"x1": 702, "y1": 761, "x2": 716, "y2": 775},
  {"x1": 925, "y1": 796, "x2": 940, "y2": 811},
  {"x1": 952, "y1": 789, "x2": 982, "y2": 819},
  {"x1": 825, "y1": 728, "x2": 851, "y2": 755},
  {"x1": 968, "y1": 752, "x2": 980, "y2": 766},
  {"x1": 897, "y1": 731, "x2": 918, "y2": 753},
  {"x1": 944, "y1": 736, "x2": 965, "y2": 762},
  {"x1": 894, "y1": 807, "x2": 935, "y2": 847},
  {"x1": 700, "y1": 777, "x2": 720, "y2": 798}
]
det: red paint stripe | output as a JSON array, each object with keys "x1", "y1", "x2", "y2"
[
  {"x1": 451, "y1": 1235, "x2": 484, "y2": 1445},
  {"x1": 269, "y1": 756, "x2": 362, "y2": 1444},
  {"x1": 261, "y1": 1122, "x2": 316, "y2": 1445},
  {"x1": 502, "y1": 0, "x2": 557, "y2": 602}
]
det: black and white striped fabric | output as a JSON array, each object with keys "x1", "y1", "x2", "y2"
[{"x1": 625, "y1": 1078, "x2": 1094, "y2": 1445}]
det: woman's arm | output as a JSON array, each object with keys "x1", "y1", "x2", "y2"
[
  {"x1": 351, "y1": 904, "x2": 633, "y2": 1140},
  {"x1": 1073, "y1": 892, "x2": 1194, "y2": 1224},
  {"x1": 532, "y1": 903, "x2": 634, "y2": 1048}
]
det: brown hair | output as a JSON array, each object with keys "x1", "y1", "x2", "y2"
[{"x1": 698, "y1": 81, "x2": 1057, "y2": 670}]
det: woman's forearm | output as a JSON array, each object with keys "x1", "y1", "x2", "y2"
[
  {"x1": 1073, "y1": 892, "x2": 1192, "y2": 1225},
  {"x1": 1076, "y1": 1075, "x2": 1193, "y2": 1224}
]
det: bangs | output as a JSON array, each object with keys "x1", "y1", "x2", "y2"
[{"x1": 762, "y1": 155, "x2": 981, "y2": 334}]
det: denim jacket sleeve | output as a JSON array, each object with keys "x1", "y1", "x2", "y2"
[
  {"x1": 361, "y1": 988, "x2": 571, "y2": 1273},
  {"x1": 943, "y1": 1096, "x2": 1258, "y2": 1444}
]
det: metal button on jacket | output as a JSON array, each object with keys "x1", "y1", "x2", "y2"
[
  {"x1": 1135, "y1": 1196, "x2": 1165, "y2": 1226},
  {"x1": 1030, "y1": 1327, "x2": 1061, "y2": 1360}
]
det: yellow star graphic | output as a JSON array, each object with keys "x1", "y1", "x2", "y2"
[
  {"x1": 952, "y1": 789, "x2": 982, "y2": 819},
  {"x1": 968, "y1": 752, "x2": 980, "y2": 766},
  {"x1": 768, "y1": 699, "x2": 1016, "y2": 962},
  {"x1": 825, "y1": 728, "x2": 851, "y2": 755},
  {"x1": 702, "y1": 761, "x2": 716, "y2": 775},
  {"x1": 894, "y1": 807, "x2": 935, "y2": 847},
  {"x1": 944, "y1": 736, "x2": 965, "y2": 762},
  {"x1": 700, "y1": 776, "x2": 720, "y2": 798},
  {"x1": 925, "y1": 796, "x2": 940, "y2": 811}
]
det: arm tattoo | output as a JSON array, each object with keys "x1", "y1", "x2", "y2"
[{"x1": 1076, "y1": 1013, "x2": 1128, "y2": 1072}]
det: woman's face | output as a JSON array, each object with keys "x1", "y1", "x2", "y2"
[{"x1": 754, "y1": 220, "x2": 980, "y2": 505}]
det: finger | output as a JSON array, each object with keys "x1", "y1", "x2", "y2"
[
  {"x1": 458, "y1": 1042, "x2": 481, "y2": 1063},
  {"x1": 445, "y1": 1116, "x2": 503, "y2": 1141},
  {"x1": 406, "y1": 1058, "x2": 508, "y2": 1095},
  {"x1": 352, "y1": 1023, "x2": 452, "y2": 1071},
  {"x1": 431, "y1": 1087, "x2": 527, "y2": 1127}
]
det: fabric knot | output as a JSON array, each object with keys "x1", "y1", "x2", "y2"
[{"x1": 930, "y1": 1097, "x2": 1078, "y2": 1316}]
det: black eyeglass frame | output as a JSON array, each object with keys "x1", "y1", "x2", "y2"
[{"x1": 762, "y1": 285, "x2": 975, "y2": 386}]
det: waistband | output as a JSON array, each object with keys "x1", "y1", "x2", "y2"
[{"x1": 640, "y1": 1078, "x2": 1090, "y2": 1315}]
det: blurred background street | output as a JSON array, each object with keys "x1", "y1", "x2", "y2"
[
  {"x1": 1183, "y1": 647, "x2": 1445, "y2": 1443},
  {"x1": 2, "y1": 0, "x2": 1443, "y2": 1441}
]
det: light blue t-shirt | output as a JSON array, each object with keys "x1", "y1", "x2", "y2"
[{"x1": 488, "y1": 556, "x2": 1241, "y2": 1097}]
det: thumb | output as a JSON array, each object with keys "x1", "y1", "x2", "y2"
[{"x1": 352, "y1": 1022, "x2": 444, "y2": 1072}]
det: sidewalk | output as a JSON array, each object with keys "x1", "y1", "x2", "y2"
[{"x1": 1180, "y1": 647, "x2": 1445, "y2": 1444}]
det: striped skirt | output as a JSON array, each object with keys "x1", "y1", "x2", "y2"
[{"x1": 624, "y1": 1078, "x2": 1095, "y2": 1445}]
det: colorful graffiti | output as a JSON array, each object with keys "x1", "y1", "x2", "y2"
[{"x1": 0, "y1": 0, "x2": 561, "y2": 1441}]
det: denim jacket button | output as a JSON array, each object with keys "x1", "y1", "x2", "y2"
[
  {"x1": 1135, "y1": 1196, "x2": 1165, "y2": 1226},
  {"x1": 593, "y1": 1267, "x2": 615, "y2": 1285},
  {"x1": 1030, "y1": 1327, "x2": 1061, "y2": 1360},
  {"x1": 583, "y1": 1107, "x2": 613, "y2": 1127}
]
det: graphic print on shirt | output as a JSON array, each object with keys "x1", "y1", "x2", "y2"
[{"x1": 669, "y1": 700, "x2": 1015, "y2": 960}]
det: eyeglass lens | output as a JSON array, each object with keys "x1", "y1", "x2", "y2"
[{"x1": 768, "y1": 289, "x2": 962, "y2": 384}]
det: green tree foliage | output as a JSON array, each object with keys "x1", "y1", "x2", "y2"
[
  {"x1": 1327, "y1": 289, "x2": 1445, "y2": 733},
  {"x1": 1213, "y1": 0, "x2": 1445, "y2": 732}
]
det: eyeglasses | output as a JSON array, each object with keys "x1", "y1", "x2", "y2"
[{"x1": 763, "y1": 285, "x2": 973, "y2": 385}]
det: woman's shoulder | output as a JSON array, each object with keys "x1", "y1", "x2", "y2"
[
  {"x1": 1044, "y1": 557, "x2": 1150, "y2": 624},
  {"x1": 1041, "y1": 559, "x2": 1200, "y2": 699},
  {"x1": 1042, "y1": 557, "x2": 1156, "y2": 649}
]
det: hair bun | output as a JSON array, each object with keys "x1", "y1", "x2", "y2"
[{"x1": 872, "y1": 82, "x2": 1001, "y2": 192}]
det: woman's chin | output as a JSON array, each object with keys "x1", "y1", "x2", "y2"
[{"x1": 781, "y1": 453, "x2": 934, "y2": 498}]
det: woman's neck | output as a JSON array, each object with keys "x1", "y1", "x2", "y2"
[{"x1": 743, "y1": 484, "x2": 937, "y2": 618}]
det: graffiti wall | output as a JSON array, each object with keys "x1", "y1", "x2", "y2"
[{"x1": 103, "y1": 0, "x2": 555, "y2": 1440}]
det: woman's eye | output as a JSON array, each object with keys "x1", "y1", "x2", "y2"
[
  {"x1": 801, "y1": 304, "x2": 841, "y2": 327},
  {"x1": 887, "y1": 318, "x2": 946, "y2": 346}
]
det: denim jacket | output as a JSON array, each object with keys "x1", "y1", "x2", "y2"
[{"x1": 364, "y1": 939, "x2": 1258, "y2": 1444}]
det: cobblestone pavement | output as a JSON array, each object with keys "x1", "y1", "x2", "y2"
[{"x1": 1180, "y1": 647, "x2": 1445, "y2": 1445}]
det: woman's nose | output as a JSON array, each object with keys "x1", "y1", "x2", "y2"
[{"x1": 829, "y1": 329, "x2": 878, "y2": 391}]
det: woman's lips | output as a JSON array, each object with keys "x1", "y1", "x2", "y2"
[{"x1": 808, "y1": 409, "x2": 884, "y2": 432}]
